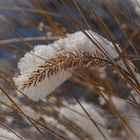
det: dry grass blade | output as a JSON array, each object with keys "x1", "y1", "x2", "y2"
[
  {"x1": 0, "y1": 121, "x2": 25, "y2": 140},
  {"x1": 31, "y1": 0, "x2": 66, "y2": 36},
  {"x1": 100, "y1": 92, "x2": 139, "y2": 140},
  {"x1": 0, "y1": 87, "x2": 46, "y2": 138},
  {"x1": 69, "y1": 92, "x2": 108, "y2": 140},
  {"x1": 0, "y1": 95, "x2": 69, "y2": 140},
  {"x1": 0, "y1": 36, "x2": 62, "y2": 45}
]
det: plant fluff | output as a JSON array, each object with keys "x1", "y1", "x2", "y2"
[{"x1": 14, "y1": 30, "x2": 140, "y2": 101}]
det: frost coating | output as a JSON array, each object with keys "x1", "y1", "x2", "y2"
[{"x1": 14, "y1": 30, "x2": 139, "y2": 101}]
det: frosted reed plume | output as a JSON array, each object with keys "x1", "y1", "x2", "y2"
[{"x1": 14, "y1": 30, "x2": 140, "y2": 101}]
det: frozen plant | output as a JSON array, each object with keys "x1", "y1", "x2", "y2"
[{"x1": 14, "y1": 30, "x2": 140, "y2": 101}]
